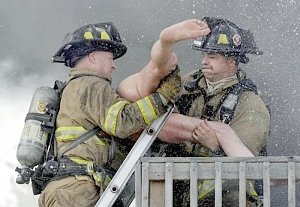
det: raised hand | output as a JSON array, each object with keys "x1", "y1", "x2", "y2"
[{"x1": 160, "y1": 19, "x2": 211, "y2": 43}]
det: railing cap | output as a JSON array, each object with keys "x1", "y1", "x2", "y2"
[{"x1": 140, "y1": 156, "x2": 300, "y2": 163}]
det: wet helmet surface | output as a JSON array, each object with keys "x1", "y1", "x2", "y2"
[
  {"x1": 192, "y1": 17, "x2": 262, "y2": 64},
  {"x1": 53, "y1": 22, "x2": 127, "y2": 67}
]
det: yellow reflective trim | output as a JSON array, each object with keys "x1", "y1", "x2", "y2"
[
  {"x1": 218, "y1": 33, "x2": 229, "y2": 45},
  {"x1": 136, "y1": 96, "x2": 158, "y2": 125},
  {"x1": 93, "y1": 171, "x2": 111, "y2": 187},
  {"x1": 56, "y1": 126, "x2": 85, "y2": 132},
  {"x1": 84, "y1": 31, "x2": 94, "y2": 39},
  {"x1": 56, "y1": 126, "x2": 109, "y2": 147},
  {"x1": 56, "y1": 134, "x2": 79, "y2": 141},
  {"x1": 100, "y1": 31, "x2": 111, "y2": 40},
  {"x1": 69, "y1": 156, "x2": 93, "y2": 165},
  {"x1": 197, "y1": 179, "x2": 258, "y2": 200},
  {"x1": 55, "y1": 126, "x2": 86, "y2": 142},
  {"x1": 69, "y1": 156, "x2": 111, "y2": 186},
  {"x1": 104, "y1": 101, "x2": 130, "y2": 136},
  {"x1": 198, "y1": 180, "x2": 216, "y2": 200},
  {"x1": 248, "y1": 181, "x2": 258, "y2": 196},
  {"x1": 94, "y1": 137, "x2": 108, "y2": 147}
]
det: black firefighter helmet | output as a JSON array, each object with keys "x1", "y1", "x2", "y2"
[
  {"x1": 52, "y1": 22, "x2": 127, "y2": 68},
  {"x1": 192, "y1": 17, "x2": 263, "y2": 64}
]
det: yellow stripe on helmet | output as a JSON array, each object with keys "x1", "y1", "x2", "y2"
[
  {"x1": 100, "y1": 31, "x2": 111, "y2": 40},
  {"x1": 136, "y1": 96, "x2": 158, "y2": 125},
  {"x1": 218, "y1": 33, "x2": 229, "y2": 45},
  {"x1": 84, "y1": 31, "x2": 94, "y2": 40},
  {"x1": 104, "y1": 100, "x2": 130, "y2": 136}
]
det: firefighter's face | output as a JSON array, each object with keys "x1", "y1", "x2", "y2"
[
  {"x1": 201, "y1": 52, "x2": 236, "y2": 82},
  {"x1": 92, "y1": 51, "x2": 117, "y2": 77}
]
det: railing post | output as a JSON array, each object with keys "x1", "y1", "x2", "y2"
[
  {"x1": 215, "y1": 162, "x2": 222, "y2": 207},
  {"x1": 288, "y1": 161, "x2": 296, "y2": 207},
  {"x1": 135, "y1": 160, "x2": 142, "y2": 207},
  {"x1": 263, "y1": 162, "x2": 271, "y2": 207},
  {"x1": 142, "y1": 162, "x2": 149, "y2": 207},
  {"x1": 190, "y1": 162, "x2": 198, "y2": 207},
  {"x1": 239, "y1": 162, "x2": 246, "y2": 207},
  {"x1": 165, "y1": 162, "x2": 173, "y2": 207}
]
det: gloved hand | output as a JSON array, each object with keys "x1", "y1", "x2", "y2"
[{"x1": 156, "y1": 66, "x2": 181, "y2": 104}]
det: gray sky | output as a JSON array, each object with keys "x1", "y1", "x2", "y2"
[{"x1": 1, "y1": 0, "x2": 300, "y2": 206}]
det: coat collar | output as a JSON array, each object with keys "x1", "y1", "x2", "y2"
[
  {"x1": 198, "y1": 69, "x2": 246, "y2": 95},
  {"x1": 69, "y1": 68, "x2": 112, "y2": 83}
]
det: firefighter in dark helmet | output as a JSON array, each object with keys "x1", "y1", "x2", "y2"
[
  {"x1": 150, "y1": 17, "x2": 270, "y2": 207},
  {"x1": 38, "y1": 22, "x2": 181, "y2": 207},
  {"x1": 186, "y1": 17, "x2": 269, "y2": 207}
]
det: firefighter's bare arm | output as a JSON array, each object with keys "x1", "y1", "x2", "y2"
[
  {"x1": 117, "y1": 19, "x2": 210, "y2": 102},
  {"x1": 158, "y1": 114, "x2": 254, "y2": 157},
  {"x1": 194, "y1": 120, "x2": 254, "y2": 157},
  {"x1": 157, "y1": 113, "x2": 198, "y2": 143}
]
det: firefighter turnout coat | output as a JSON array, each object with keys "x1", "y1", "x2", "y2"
[
  {"x1": 39, "y1": 68, "x2": 167, "y2": 207},
  {"x1": 176, "y1": 69, "x2": 270, "y2": 207}
]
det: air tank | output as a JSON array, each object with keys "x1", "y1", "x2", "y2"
[{"x1": 16, "y1": 86, "x2": 59, "y2": 167}]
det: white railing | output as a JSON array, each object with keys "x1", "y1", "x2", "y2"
[{"x1": 134, "y1": 156, "x2": 300, "y2": 207}]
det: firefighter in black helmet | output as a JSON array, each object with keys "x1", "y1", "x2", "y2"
[
  {"x1": 38, "y1": 22, "x2": 181, "y2": 207},
  {"x1": 192, "y1": 17, "x2": 263, "y2": 64},
  {"x1": 188, "y1": 17, "x2": 269, "y2": 207},
  {"x1": 141, "y1": 17, "x2": 269, "y2": 207},
  {"x1": 52, "y1": 22, "x2": 127, "y2": 67}
]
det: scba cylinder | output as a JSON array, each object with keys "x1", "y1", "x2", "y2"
[{"x1": 17, "y1": 86, "x2": 59, "y2": 167}]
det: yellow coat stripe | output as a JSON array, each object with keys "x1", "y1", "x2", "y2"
[
  {"x1": 55, "y1": 126, "x2": 86, "y2": 141},
  {"x1": 55, "y1": 126, "x2": 107, "y2": 146},
  {"x1": 136, "y1": 96, "x2": 158, "y2": 125},
  {"x1": 197, "y1": 180, "x2": 258, "y2": 200},
  {"x1": 104, "y1": 100, "x2": 130, "y2": 136}
]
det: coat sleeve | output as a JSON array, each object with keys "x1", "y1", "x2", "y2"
[
  {"x1": 83, "y1": 78, "x2": 167, "y2": 138},
  {"x1": 230, "y1": 91, "x2": 270, "y2": 156}
]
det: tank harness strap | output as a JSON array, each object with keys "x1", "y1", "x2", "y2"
[
  {"x1": 41, "y1": 156, "x2": 116, "y2": 193},
  {"x1": 107, "y1": 137, "x2": 117, "y2": 167},
  {"x1": 175, "y1": 71, "x2": 204, "y2": 115},
  {"x1": 59, "y1": 127, "x2": 101, "y2": 158},
  {"x1": 54, "y1": 156, "x2": 116, "y2": 179},
  {"x1": 25, "y1": 113, "x2": 52, "y2": 126},
  {"x1": 219, "y1": 78, "x2": 257, "y2": 124},
  {"x1": 58, "y1": 126, "x2": 117, "y2": 171}
]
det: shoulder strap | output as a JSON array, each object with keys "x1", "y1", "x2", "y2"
[
  {"x1": 43, "y1": 80, "x2": 67, "y2": 160},
  {"x1": 219, "y1": 78, "x2": 257, "y2": 124},
  {"x1": 54, "y1": 80, "x2": 67, "y2": 96},
  {"x1": 175, "y1": 94, "x2": 199, "y2": 115},
  {"x1": 176, "y1": 71, "x2": 204, "y2": 115},
  {"x1": 60, "y1": 127, "x2": 101, "y2": 158}
]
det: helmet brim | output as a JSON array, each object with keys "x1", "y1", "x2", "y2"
[
  {"x1": 192, "y1": 43, "x2": 263, "y2": 56},
  {"x1": 52, "y1": 39, "x2": 127, "y2": 63}
]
